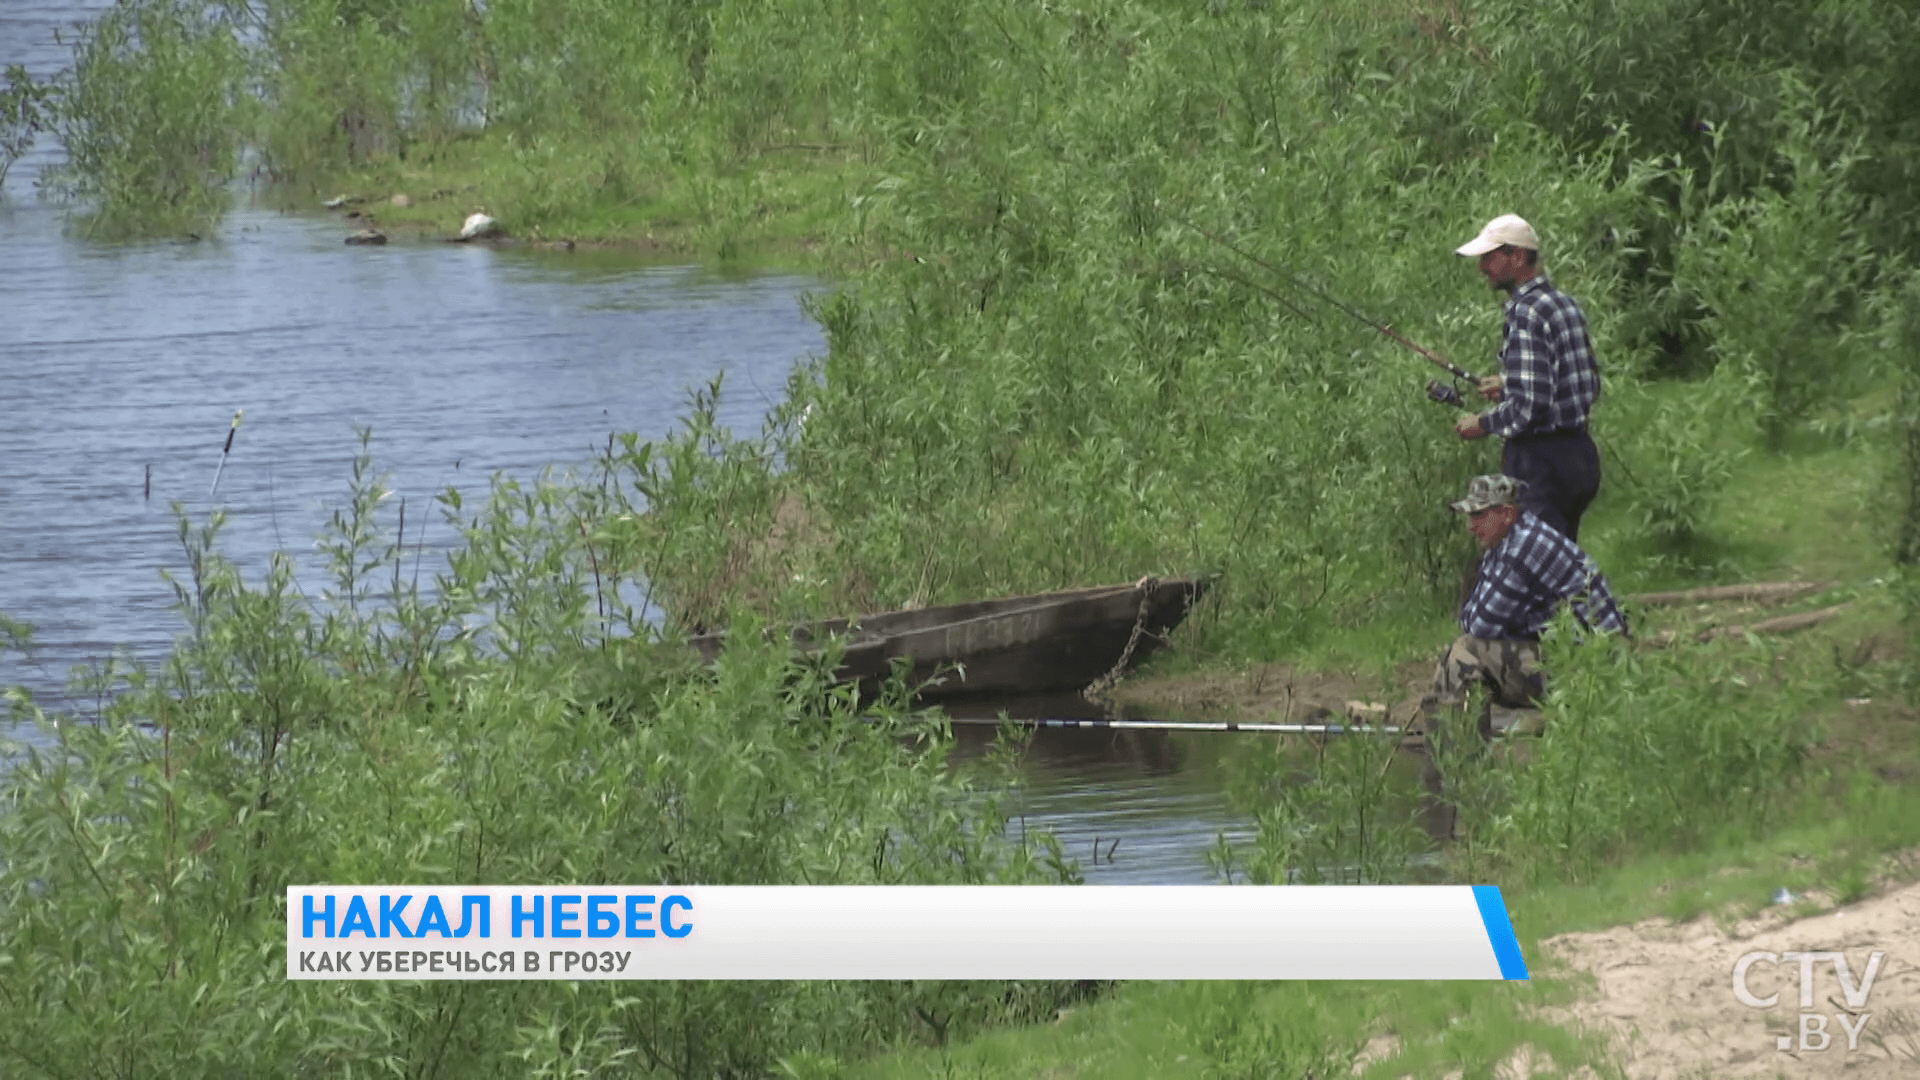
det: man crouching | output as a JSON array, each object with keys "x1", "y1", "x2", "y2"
[{"x1": 1421, "y1": 473, "x2": 1628, "y2": 744}]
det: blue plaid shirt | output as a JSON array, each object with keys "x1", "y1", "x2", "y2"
[
  {"x1": 1460, "y1": 512, "x2": 1627, "y2": 640},
  {"x1": 1480, "y1": 275, "x2": 1601, "y2": 438}
]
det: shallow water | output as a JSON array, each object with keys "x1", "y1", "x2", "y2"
[{"x1": 944, "y1": 694, "x2": 1260, "y2": 884}]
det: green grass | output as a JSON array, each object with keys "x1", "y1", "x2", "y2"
[
  {"x1": 1119, "y1": 374, "x2": 1902, "y2": 693},
  {"x1": 279, "y1": 131, "x2": 891, "y2": 266},
  {"x1": 843, "y1": 779, "x2": 1920, "y2": 1080},
  {"x1": 19, "y1": 0, "x2": 1920, "y2": 1073},
  {"x1": 842, "y1": 970, "x2": 1612, "y2": 1079},
  {"x1": 843, "y1": 387, "x2": 1920, "y2": 1078}
]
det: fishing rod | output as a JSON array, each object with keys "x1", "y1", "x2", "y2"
[
  {"x1": 1194, "y1": 259, "x2": 1476, "y2": 412},
  {"x1": 1170, "y1": 213, "x2": 1486, "y2": 407},
  {"x1": 942, "y1": 715, "x2": 1406, "y2": 736}
]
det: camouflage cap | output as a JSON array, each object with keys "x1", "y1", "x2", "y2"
[{"x1": 1449, "y1": 474, "x2": 1527, "y2": 514}]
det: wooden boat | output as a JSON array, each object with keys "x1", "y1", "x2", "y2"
[{"x1": 687, "y1": 575, "x2": 1209, "y2": 700}]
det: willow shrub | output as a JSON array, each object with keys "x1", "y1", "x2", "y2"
[
  {"x1": 1671, "y1": 117, "x2": 1878, "y2": 450},
  {"x1": 0, "y1": 438, "x2": 1080, "y2": 1078},
  {"x1": 1210, "y1": 610, "x2": 1818, "y2": 889},
  {"x1": 777, "y1": 8, "x2": 1652, "y2": 657},
  {"x1": 251, "y1": 1, "x2": 416, "y2": 182},
  {"x1": 0, "y1": 64, "x2": 55, "y2": 188},
  {"x1": 43, "y1": 0, "x2": 249, "y2": 235},
  {"x1": 1488, "y1": 612, "x2": 1814, "y2": 884},
  {"x1": 1598, "y1": 379, "x2": 1743, "y2": 567},
  {"x1": 1210, "y1": 731, "x2": 1422, "y2": 888},
  {"x1": 1490, "y1": 0, "x2": 1920, "y2": 262}
]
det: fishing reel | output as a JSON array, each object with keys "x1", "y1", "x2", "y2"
[{"x1": 1425, "y1": 379, "x2": 1466, "y2": 409}]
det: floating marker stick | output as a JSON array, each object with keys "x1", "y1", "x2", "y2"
[{"x1": 209, "y1": 409, "x2": 244, "y2": 497}]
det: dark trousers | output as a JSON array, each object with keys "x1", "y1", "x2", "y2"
[{"x1": 1502, "y1": 428, "x2": 1601, "y2": 541}]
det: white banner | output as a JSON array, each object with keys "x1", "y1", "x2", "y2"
[{"x1": 287, "y1": 885, "x2": 1528, "y2": 980}]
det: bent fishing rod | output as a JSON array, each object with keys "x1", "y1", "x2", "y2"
[{"x1": 1171, "y1": 214, "x2": 1486, "y2": 409}]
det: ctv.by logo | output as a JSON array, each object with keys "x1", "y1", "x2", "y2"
[{"x1": 1732, "y1": 950, "x2": 1887, "y2": 1053}]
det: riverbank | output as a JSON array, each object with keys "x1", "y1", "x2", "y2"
[
  {"x1": 849, "y1": 591, "x2": 1920, "y2": 1077},
  {"x1": 832, "y1": 399, "x2": 1920, "y2": 1076},
  {"x1": 1110, "y1": 585, "x2": 1888, "y2": 736},
  {"x1": 842, "y1": 806, "x2": 1920, "y2": 1078},
  {"x1": 280, "y1": 132, "x2": 890, "y2": 269},
  {"x1": 11, "y1": 0, "x2": 1920, "y2": 1073},
  {"x1": 1105, "y1": 405, "x2": 1900, "y2": 730}
]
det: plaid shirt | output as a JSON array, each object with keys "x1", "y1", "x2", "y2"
[
  {"x1": 1480, "y1": 275, "x2": 1601, "y2": 438},
  {"x1": 1460, "y1": 512, "x2": 1628, "y2": 640}
]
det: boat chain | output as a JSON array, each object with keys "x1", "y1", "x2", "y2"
[{"x1": 1084, "y1": 576, "x2": 1160, "y2": 702}]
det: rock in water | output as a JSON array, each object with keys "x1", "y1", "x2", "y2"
[
  {"x1": 459, "y1": 212, "x2": 498, "y2": 240},
  {"x1": 345, "y1": 229, "x2": 388, "y2": 246}
]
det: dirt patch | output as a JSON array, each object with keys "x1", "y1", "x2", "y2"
[
  {"x1": 1543, "y1": 877, "x2": 1920, "y2": 1078},
  {"x1": 1110, "y1": 656, "x2": 1435, "y2": 726}
]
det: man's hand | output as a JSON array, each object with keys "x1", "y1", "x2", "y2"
[
  {"x1": 1477, "y1": 375, "x2": 1503, "y2": 401},
  {"x1": 1454, "y1": 413, "x2": 1488, "y2": 439}
]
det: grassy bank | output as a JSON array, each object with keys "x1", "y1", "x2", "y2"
[
  {"x1": 834, "y1": 406, "x2": 1920, "y2": 1074},
  {"x1": 843, "y1": 780, "x2": 1920, "y2": 1078},
  {"x1": 8, "y1": 0, "x2": 1920, "y2": 1074},
  {"x1": 281, "y1": 131, "x2": 891, "y2": 265}
]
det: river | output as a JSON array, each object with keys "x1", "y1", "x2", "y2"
[{"x1": 0, "y1": 0, "x2": 1255, "y2": 883}]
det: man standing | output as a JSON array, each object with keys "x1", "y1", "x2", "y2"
[
  {"x1": 1452, "y1": 214, "x2": 1604, "y2": 541},
  {"x1": 1420, "y1": 474, "x2": 1626, "y2": 748}
]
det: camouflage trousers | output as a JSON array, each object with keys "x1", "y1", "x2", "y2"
[
  {"x1": 1417, "y1": 635, "x2": 1545, "y2": 838},
  {"x1": 1417, "y1": 635, "x2": 1545, "y2": 737}
]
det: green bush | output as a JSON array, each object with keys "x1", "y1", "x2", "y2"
[
  {"x1": 1494, "y1": 613, "x2": 1813, "y2": 883},
  {"x1": 1211, "y1": 730, "x2": 1421, "y2": 887},
  {"x1": 0, "y1": 64, "x2": 55, "y2": 188},
  {"x1": 1672, "y1": 111, "x2": 1877, "y2": 448},
  {"x1": 0, "y1": 435, "x2": 1080, "y2": 1077},
  {"x1": 1603, "y1": 381, "x2": 1741, "y2": 557},
  {"x1": 43, "y1": 0, "x2": 249, "y2": 235}
]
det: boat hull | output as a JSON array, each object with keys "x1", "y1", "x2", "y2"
[{"x1": 687, "y1": 576, "x2": 1208, "y2": 700}]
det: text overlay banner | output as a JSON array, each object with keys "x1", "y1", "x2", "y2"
[{"x1": 287, "y1": 885, "x2": 1528, "y2": 980}]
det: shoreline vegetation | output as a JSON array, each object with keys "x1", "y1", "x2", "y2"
[
  {"x1": 276, "y1": 133, "x2": 888, "y2": 265},
  {"x1": 6, "y1": 0, "x2": 1920, "y2": 1074}
]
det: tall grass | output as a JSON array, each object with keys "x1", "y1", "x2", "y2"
[
  {"x1": 0, "y1": 435, "x2": 1083, "y2": 1077},
  {"x1": 1209, "y1": 611, "x2": 1821, "y2": 890},
  {"x1": 13, "y1": 0, "x2": 1920, "y2": 1070},
  {"x1": 1495, "y1": 615, "x2": 1814, "y2": 883}
]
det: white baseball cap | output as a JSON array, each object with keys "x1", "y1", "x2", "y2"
[{"x1": 1455, "y1": 214, "x2": 1540, "y2": 256}]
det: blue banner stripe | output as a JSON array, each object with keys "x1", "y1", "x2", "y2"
[{"x1": 1471, "y1": 885, "x2": 1529, "y2": 981}]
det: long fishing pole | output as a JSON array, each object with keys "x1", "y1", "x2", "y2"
[
  {"x1": 209, "y1": 409, "x2": 243, "y2": 497},
  {"x1": 1186, "y1": 261, "x2": 1322, "y2": 325},
  {"x1": 942, "y1": 715, "x2": 1406, "y2": 736},
  {"x1": 1172, "y1": 212, "x2": 1481, "y2": 384},
  {"x1": 1191, "y1": 259, "x2": 1475, "y2": 411}
]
